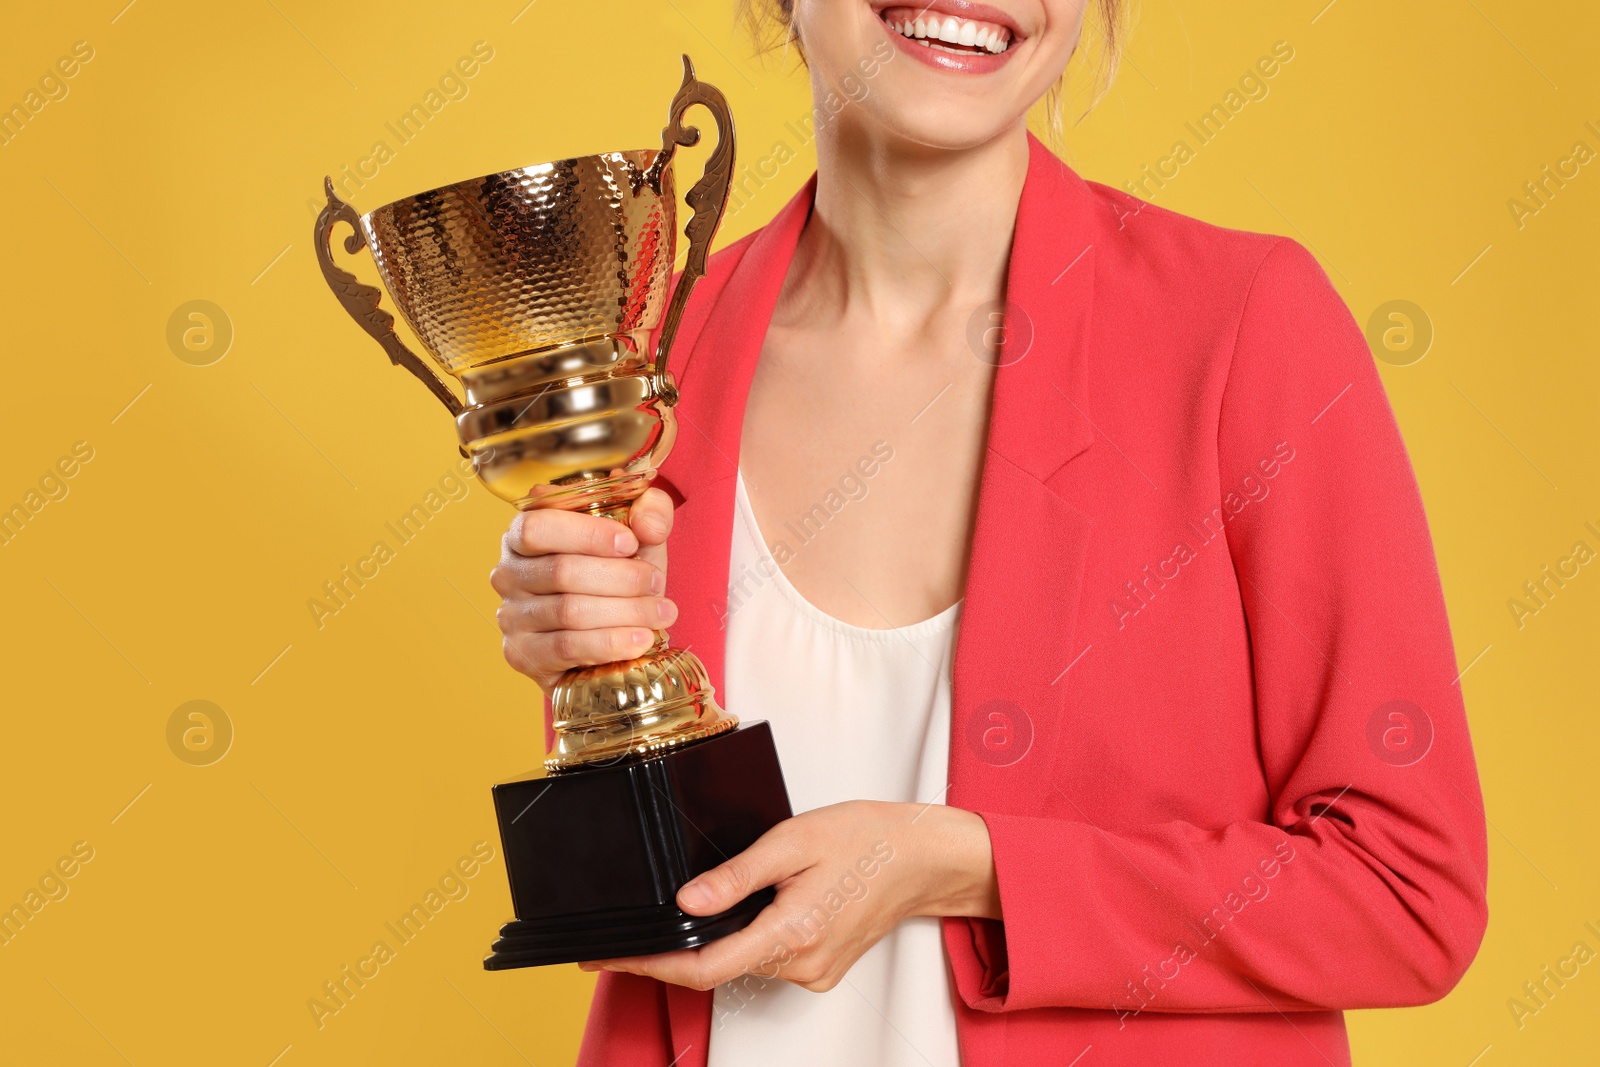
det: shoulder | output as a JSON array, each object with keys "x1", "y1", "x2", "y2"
[
  {"x1": 1084, "y1": 179, "x2": 1305, "y2": 293},
  {"x1": 1065, "y1": 179, "x2": 1371, "y2": 431},
  {"x1": 1080, "y1": 179, "x2": 1353, "y2": 346}
]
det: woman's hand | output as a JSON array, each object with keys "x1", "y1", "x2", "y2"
[
  {"x1": 490, "y1": 488, "x2": 677, "y2": 689},
  {"x1": 579, "y1": 801, "x2": 1000, "y2": 992}
]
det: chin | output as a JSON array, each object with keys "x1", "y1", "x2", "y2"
[
  {"x1": 873, "y1": 97, "x2": 1030, "y2": 153},
  {"x1": 831, "y1": 67, "x2": 1037, "y2": 153}
]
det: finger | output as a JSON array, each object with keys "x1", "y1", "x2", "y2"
[
  {"x1": 491, "y1": 554, "x2": 663, "y2": 598},
  {"x1": 637, "y1": 538, "x2": 668, "y2": 577},
  {"x1": 499, "y1": 633, "x2": 551, "y2": 686},
  {"x1": 637, "y1": 539, "x2": 668, "y2": 577},
  {"x1": 508, "y1": 508, "x2": 636, "y2": 559},
  {"x1": 580, "y1": 946, "x2": 715, "y2": 988},
  {"x1": 678, "y1": 823, "x2": 807, "y2": 916},
  {"x1": 508, "y1": 626, "x2": 657, "y2": 674},
  {"x1": 630, "y1": 489, "x2": 672, "y2": 574},
  {"x1": 498, "y1": 593, "x2": 677, "y2": 634},
  {"x1": 629, "y1": 488, "x2": 674, "y2": 546},
  {"x1": 584, "y1": 899, "x2": 796, "y2": 990}
]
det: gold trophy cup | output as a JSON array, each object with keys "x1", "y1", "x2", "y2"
[{"x1": 314, "y1": 57, "x2": 790, "y2": 969}]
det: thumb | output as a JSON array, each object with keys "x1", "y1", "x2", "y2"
[
  {"x1": 629, "y1": 488, "x2": 674, "y2": 547},
  {"x1": 677, "y1": 835, "x2": 792, "y2": 916}
]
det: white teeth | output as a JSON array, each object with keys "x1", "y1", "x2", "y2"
[{"x1": 888, "y1": 11, "x2": 1011, "y2": 54}]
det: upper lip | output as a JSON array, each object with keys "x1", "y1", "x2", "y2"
[{"x1": 872, "y1": 0, "x2": 1026, "y2": 41}]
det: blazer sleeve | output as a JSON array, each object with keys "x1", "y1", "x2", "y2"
[{"x1": 949, "y1": 238, "x2": 1489, "y2": 1015}]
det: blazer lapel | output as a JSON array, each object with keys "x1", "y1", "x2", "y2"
[
  {"x1": 946, "y1": 135, "x2": 1102, "y2": 815},
  {"x1": 657, "y1": 178, "x2": 816, "y2": 695}
]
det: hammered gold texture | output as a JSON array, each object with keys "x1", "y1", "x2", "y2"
[{"x1": 359, "y1": 151, "x2": 676, "y2": 373}]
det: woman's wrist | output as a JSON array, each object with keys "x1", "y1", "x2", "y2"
[{"x1": 904, "y1": 803, "x2": 1003, "y2": 921}]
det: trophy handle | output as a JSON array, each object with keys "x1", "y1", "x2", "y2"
[
  {"x1": 646, "y1": 55, "x2": 736, "y2": 380},
  {"x1": 313, "y1": 178, "x2": 466, "y2": 417}
]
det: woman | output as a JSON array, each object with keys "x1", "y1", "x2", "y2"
[{"x1": 490, "y1": 1, "x2": 1488, "y2": 1064}]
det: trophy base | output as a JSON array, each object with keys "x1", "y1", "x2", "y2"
[
  {"x1": 484, "y1": 891, "x2": 776, "y2": 969},
  {"x1": 485, "y1": 721, "x2": 791, "y2": 971}
]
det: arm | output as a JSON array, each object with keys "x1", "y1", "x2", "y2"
[{"x1": 948, "y1": 239, "x2": 1489, "y2": 1015}]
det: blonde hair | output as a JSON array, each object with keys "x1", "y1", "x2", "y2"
[{"x1": 735, "y1": 0, "x2": 1126, "y2": 140}]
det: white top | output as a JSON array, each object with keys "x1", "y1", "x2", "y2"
[{"x1": 707, "y1": 472, "x2": 963, "y2": 1067}]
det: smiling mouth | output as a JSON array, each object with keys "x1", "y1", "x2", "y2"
[{"x1": 879, "y1": 7, "x2": 1016, "y2": 55}]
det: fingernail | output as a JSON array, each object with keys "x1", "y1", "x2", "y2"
[
  {"x1": 632, "y1": 629, "x2": 652, "y2": 649},
  {"x1": 657, "y1": 599, "x2": 677, "y2": 623},
  {"x1": 679, "y1": 880, "x2": 711, "y2": 910},
  {"x1": 614, "y1": 530, "x2": 637, "y2": 555},
  {"x1": 650, "y1": 570, "x2": 665, "y2": 596}
]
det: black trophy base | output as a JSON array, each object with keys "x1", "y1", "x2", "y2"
[
  {"x1": 484, "y1": 721, "x2": 791, "y2": 970},
  {"x1": 484, "y1": 891, "x2": 776, "y2": 970}
]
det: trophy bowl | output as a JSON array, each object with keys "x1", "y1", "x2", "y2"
[{"x1": 360, "y1": 150, "x2": 681, "y2": 514}]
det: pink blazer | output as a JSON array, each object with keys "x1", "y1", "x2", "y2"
[{"x1": 571, "y1": 135, "x2": 1488, "y2": 1067}]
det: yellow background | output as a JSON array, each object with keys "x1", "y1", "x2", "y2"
[{"x1": 1, "y1": 1, "x2": 1596, "y2": 1064}]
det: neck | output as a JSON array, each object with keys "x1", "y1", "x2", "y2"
[{"x1": 784, "y1": 116, "x2": 1032, "y2": 331}]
